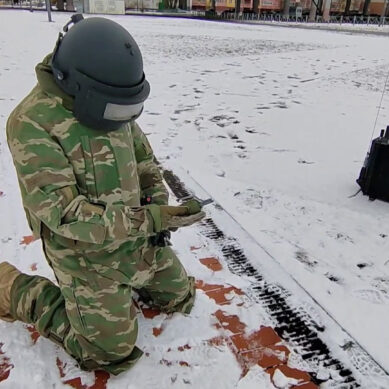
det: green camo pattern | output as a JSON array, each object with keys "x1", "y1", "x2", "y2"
[
  {"x1": 7, "y1": 56, "x2": 169, "y2": 246},
  {"x1": 6, "y1": 55, "x2": 196, "y2": 374}
]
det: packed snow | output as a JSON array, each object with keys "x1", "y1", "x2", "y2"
[
  {"x1": 1, "y1": 9, "x2": 389, "y2": 388},
  {"x1": 243, "y1": 19, "x2": 389, "y2": 35}
]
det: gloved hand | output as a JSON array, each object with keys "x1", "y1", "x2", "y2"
[
  {"x1": 168, "y1": 199, "x2": 203, "y2": 232},
  {"x1": 146, "y1": 203, "x2": 205, "y2": 232},
  {"x1": 181, "y1": 198, "x2": 202, "y2": 214}
]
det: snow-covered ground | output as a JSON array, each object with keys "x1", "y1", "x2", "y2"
[
  {"x1": 242, "y1": 19, "x2": 389, "y2": 34},
  {"x1": 1, "y1": 10, "x2": 389, "y2": 388}
]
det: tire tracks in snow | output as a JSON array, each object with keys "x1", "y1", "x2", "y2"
[{"x1": 163, "y1": 168, "x2": 389, "y2": 388}]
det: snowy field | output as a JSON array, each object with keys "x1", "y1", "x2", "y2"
[
  {"x1": 242, "y1": 19, "x2": 389, "y2": 34},
  {"x1": 1, "y1": 10, "x2": 389, "y2": 388}
]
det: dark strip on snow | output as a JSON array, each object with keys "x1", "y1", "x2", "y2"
[{"x1": 163, "y1": 168, "x2": 378, "y2": 388}]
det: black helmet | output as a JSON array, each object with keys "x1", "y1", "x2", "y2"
[{"x1": 51, "y1": 14, "x2": 150, "y2": 130}]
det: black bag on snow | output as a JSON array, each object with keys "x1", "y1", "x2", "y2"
[{"x1": 357, "y1": 125, "x2": 389, "y2": 201}]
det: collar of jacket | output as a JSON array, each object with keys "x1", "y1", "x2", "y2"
[{"x1": 35, "y1": 53, "x2": 75, "y2": 112}]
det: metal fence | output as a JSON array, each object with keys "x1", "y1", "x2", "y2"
[{"x1": 193, "y1": 10, "x2": 389, "y2": 26}]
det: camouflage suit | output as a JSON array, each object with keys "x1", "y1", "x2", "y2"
[{"x1": 6, "y1": 55, "x2": 195, "y2": 374}]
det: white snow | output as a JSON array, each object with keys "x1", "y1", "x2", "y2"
[
  {"x1": 1, "y1": 9, "x2": 389, "y2": 388},
  {"x1": 272, "y1": 368, "x2": 301, "y2": 388},
  {"x1": 236, "y1": 364, "x2": 275, "y2": 388},
  {"x1": 243, "y1": 19, "x2": 389, "y2": 34}
]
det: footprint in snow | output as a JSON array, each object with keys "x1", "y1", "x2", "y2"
[
  {"x1": 298, "y1": 159, "x2": 315, "y2": 165},
  {"x1": 209, "y1": 115, "x2": 239, "y2": 128},
  {"x1": 357, "y1": 263, "x2": 371, "y2": 269},
  {"x1": 352, "y1": 289, "x2": 387, "y2": 304},
  {"x1": 146, "y1": 112, "x2": 162, "y2": 116},
  {"x1": 325, "y1": 272, "x2": 343, "y2": 284},
  {"x1": 226, "y1": 132, "x2": 247, "y2": 157},
  {"x1": 271, "y1": 101, "x2": 288, "y2": 109},
  {"x1": 295, "y1": 250, "x2": 318, "y2": 270},
  {"x1": 326, "y1": 231, "x2": 354, "y2": 244},
  {"x1": 372, "y1": 277, "x2": 389, "y2": 295},
  {"x1": 245, "y1": 128, "x2": 260, "y2": 134}
]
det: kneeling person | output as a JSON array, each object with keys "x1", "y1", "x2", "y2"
[{"x1": 1, "y1": 15, "x2": 204, "y2": 375}]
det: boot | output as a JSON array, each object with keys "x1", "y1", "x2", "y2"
[{"x1": 0, "y1": 262, "x2": 22, "y2": 322}]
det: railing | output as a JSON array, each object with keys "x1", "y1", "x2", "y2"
[
  {"x1": 191, "y1": 10, "x2": 389, "y2": 26},
  {"x1": 326, "y1": 14, "x2": 388, "y2": 25}
]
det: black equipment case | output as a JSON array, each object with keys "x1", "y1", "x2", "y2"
[{"x1": 357, "y1": 125, "x2": 389, "y2": 201}]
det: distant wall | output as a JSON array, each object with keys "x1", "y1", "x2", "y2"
[
  {"x1": 259, "y1": 0, "x2": 282, "y2": 10},
  {"x1": 330, "y1": 0, "x2": 364, "y2": 13},
  {"x1": 369, "y1": 0, "x2": 388, "y2": 15},
  {"x1": 125, "y1": 0, "x2": 159, "y2": 9},
  {"x1": 88, "y1": 0, "x2": 125, "y2": 13}
]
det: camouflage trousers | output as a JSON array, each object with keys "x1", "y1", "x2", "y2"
[{"x1": 9, "y1": 233, "x2": 196, "y2": 375}]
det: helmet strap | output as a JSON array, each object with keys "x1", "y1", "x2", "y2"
[
  {"x1": 51, "y1": 14, "x2": 84, "y2": 80},
  {"x1": 63, "y1": 14, "x2": 84, "y2": 33}
]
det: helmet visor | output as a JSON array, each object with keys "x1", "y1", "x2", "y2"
[{"x1": 103, "y1": 102, "x2": 144, "y2": 121}]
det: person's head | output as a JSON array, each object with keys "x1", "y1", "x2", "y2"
[{"x1": 51, "y1": 14, "x2": 150, "y2": 130}]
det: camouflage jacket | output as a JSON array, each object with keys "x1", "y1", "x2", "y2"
[{"x1": 6, "y1": 54, "x2": 168, "y2": 248}]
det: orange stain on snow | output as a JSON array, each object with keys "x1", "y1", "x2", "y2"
[
  {"x1": 210, "y1": 309, "x2": 291, "y2": 378},
  {"x1": 177, "y1": 344, "x2": 191, "y2": 352},
  {"x1": 141, "y1": 306, "x2": 162, "y2": 319},
  {"x1": 159, "y1": 358, "x2": 173, "y2": 367},
  {"x1": 207, "y1": 336, "x2": 226, "y2": 347},
  {"x1": 230, "y1": 327, "x2": 283, "y2": 351},
  {"x1": 25, "y1": 325, "x2": 41, "y2": 345},
  {"x1": 20, "y1": 235, "x2": 36, "y2": 246},
  {"x1": 190, "y1": 246, "x2": 202, "y2": 251},
  {"x1": 213, "y1": 310, "x2": 246, "y2": 334},
  {"x1": 159, "y1": 358, "x2": 190, "y2": 368},
  {"x1": 0, "y1": 343, "x2": 13, "y2": 383},
  {"x1": 194, "y1": 281, "x2": 318, "y2": 387},
  {"x1": 153, "y1": 327, "x2": 163, "y2": 337},
  {"x1": 56, "y1": 358, "x2": 110, "y2": 389},
  {"x1": 199, "y1": 257, "x2": 223, "y2": 271},
  {"x1": 195, "y1": 280, "x2": 244, "y2": 305}
]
